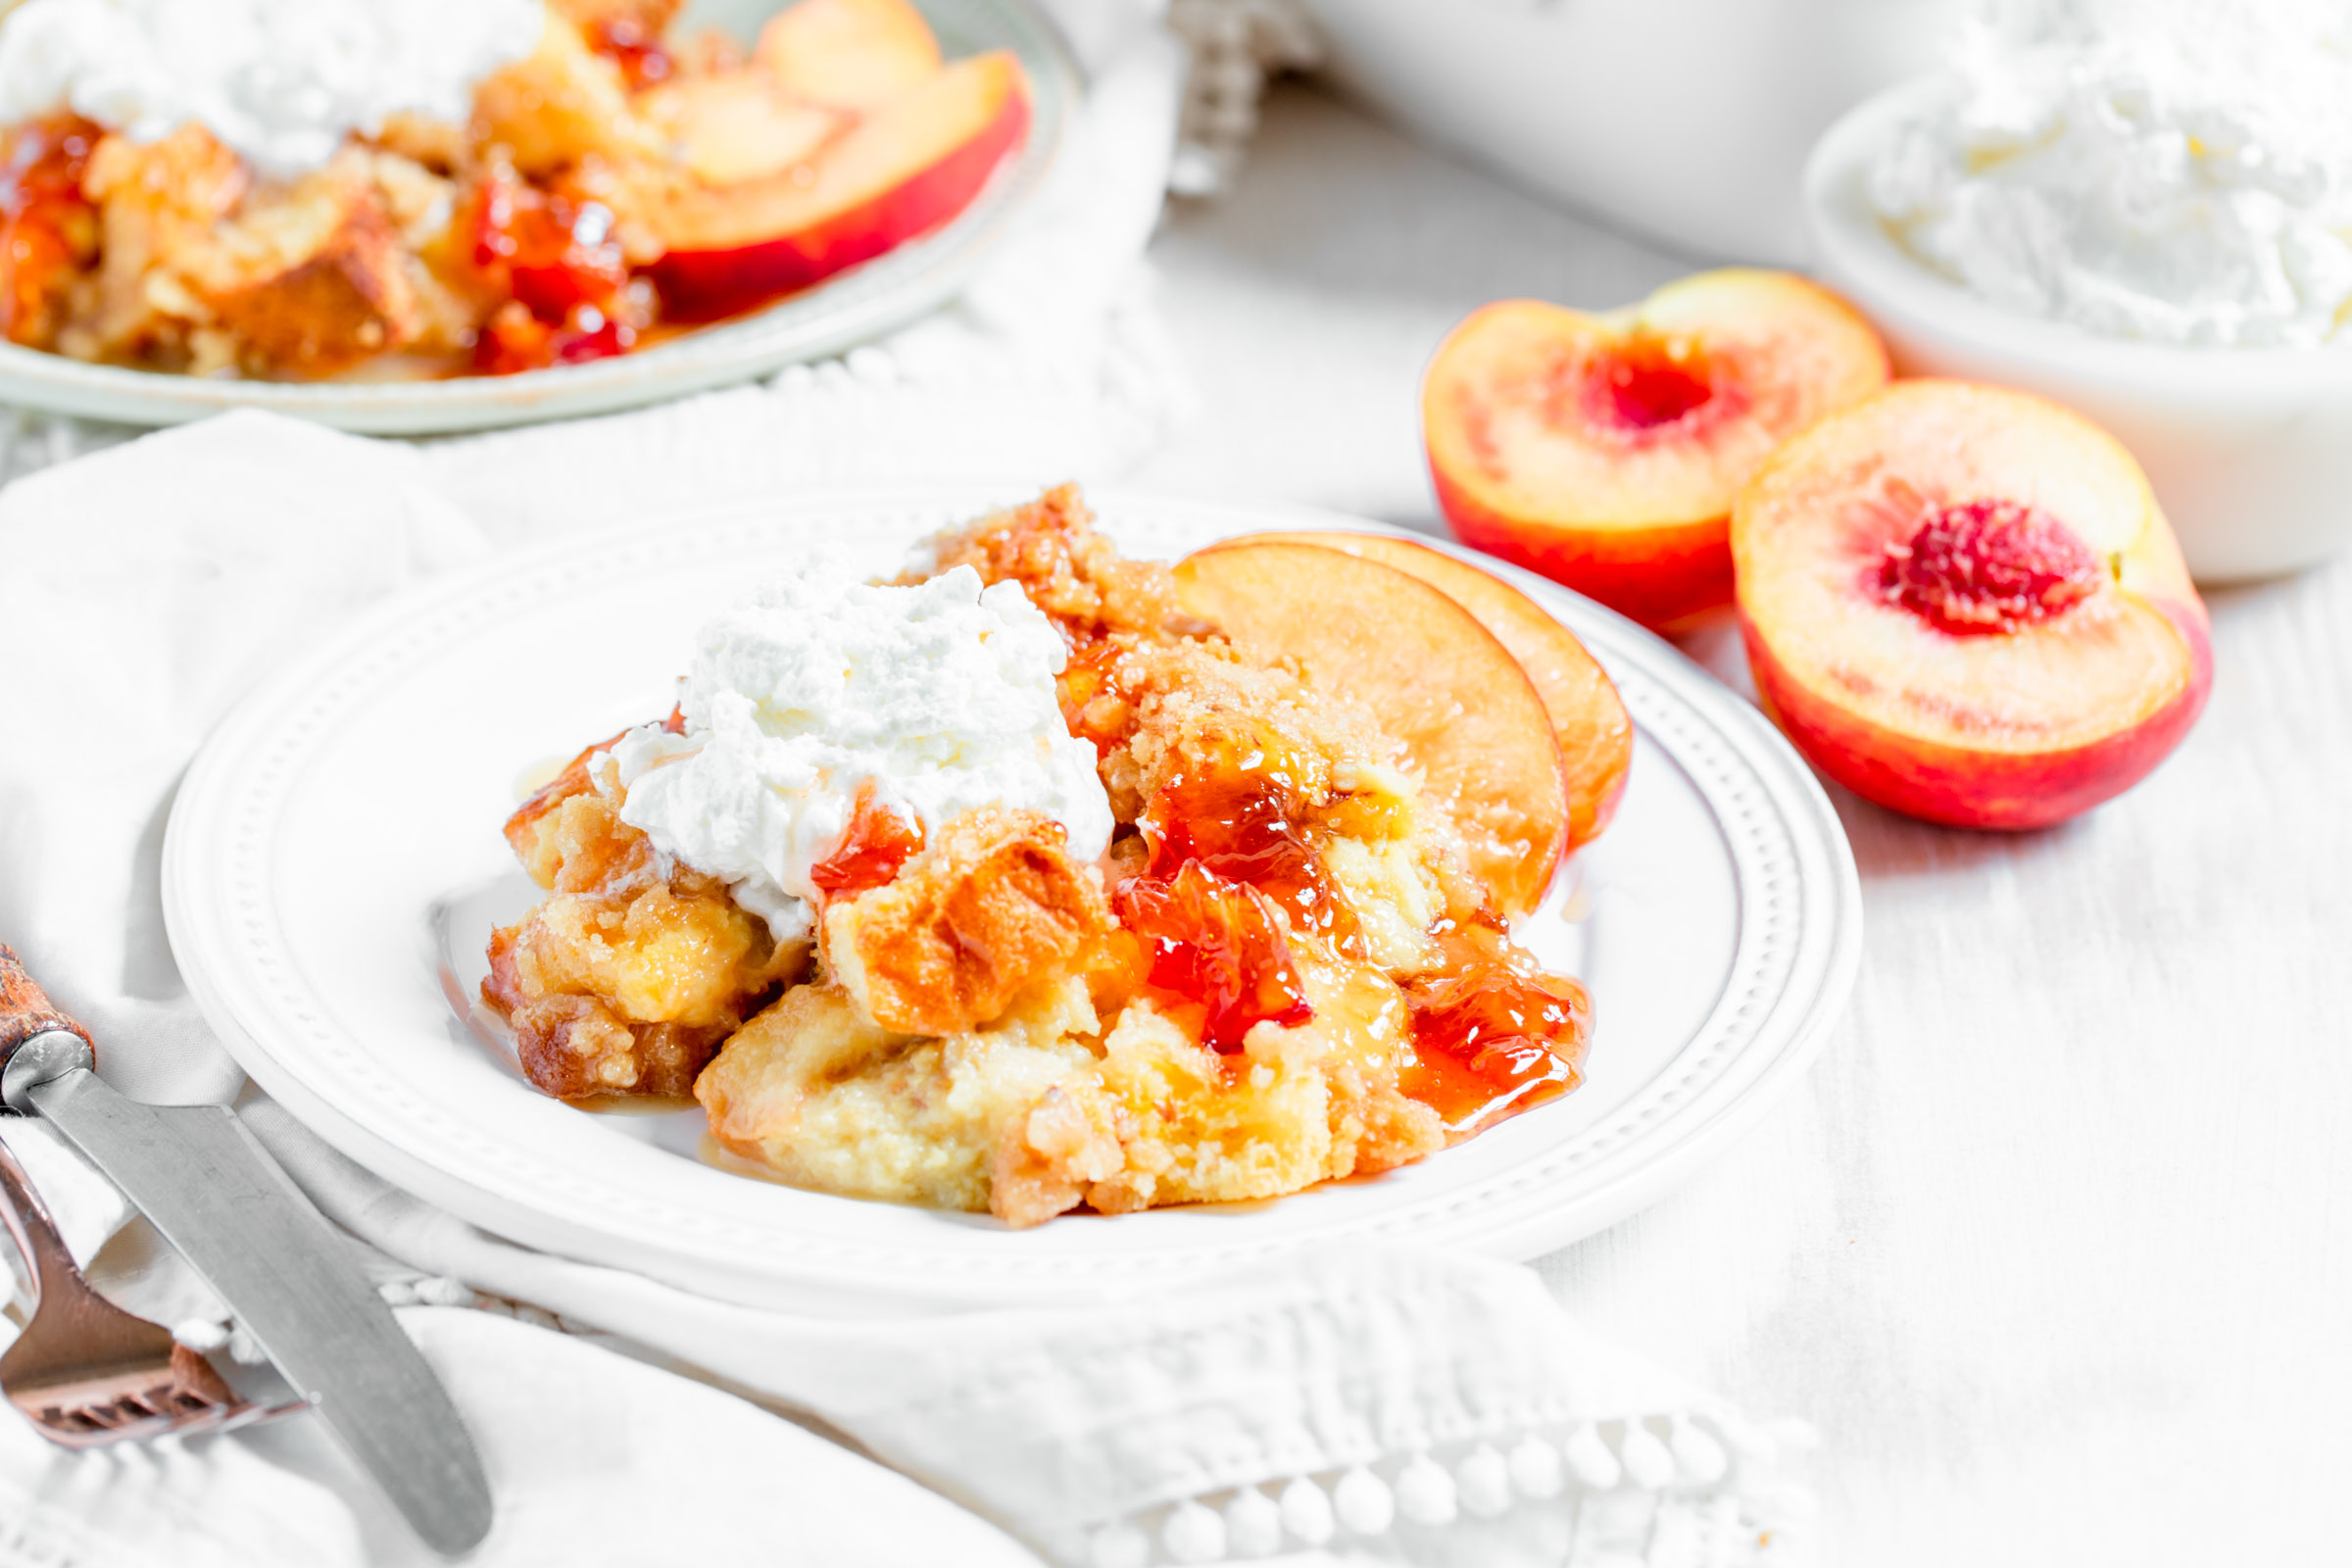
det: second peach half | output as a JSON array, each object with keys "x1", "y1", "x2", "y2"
[{"x1": 1423, "y1": 270, "x2": 1888, "y2": 631}]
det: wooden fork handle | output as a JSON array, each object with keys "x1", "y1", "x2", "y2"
[{"x1": 0, "y1": 946, "x2": 93, "y2": 1068}]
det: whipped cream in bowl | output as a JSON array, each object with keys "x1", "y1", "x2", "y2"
[
  {"x1": 0, "y1": 0, "x2": 545, "y2": 177},
  {"x1": 1865, "y1": 0, "x2": 2352, "y2": 349},
  {"x1": 1802, "y1": 1, "x2": 2352, "y2": 582},
  {"x1": 600, "y1": 561, "x2": 1114, "y2": 945}
]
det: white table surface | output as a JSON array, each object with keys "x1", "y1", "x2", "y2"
[{"x1": 1135, "y1": 82, "x2": 2351, "y2": 1568}]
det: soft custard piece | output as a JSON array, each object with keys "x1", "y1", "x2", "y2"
[
  {"x1": 699, "y1": 974, "x2": 1105, "y2": 1215},
  {"x1": 1042, "y1": 957, "x2": 1446, "y2": 1221},
  {"x1": 701, "y1": 956, "x2": 1446, "y2": 1229}
]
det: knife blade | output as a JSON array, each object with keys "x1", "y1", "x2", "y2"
[{"x1": 0, "y1": 952, "x2": 493, "y2": 1557}]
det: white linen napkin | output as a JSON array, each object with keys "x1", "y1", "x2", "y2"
[{"x1": 0, "y1": 10, "x2": 1813, "y2": 1563}]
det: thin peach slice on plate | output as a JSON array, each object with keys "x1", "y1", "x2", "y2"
[
  {"x1": 1172, "y1": 541, "x2": 1571, "y2": 916},
  {"x1": 647, "y1": 50, "x2": 1029, "y2": 318},
  {"x1": 1425, "y1": 270, "x2": 1888, "y2": 631},
  {"x1": 637, "y1": 74, "x2": 846, "y2": 186},
  {"x1": 755, "y1": 0, "x2": 945, "y2": 111},
  {"x1": 1733, "y1": 379, "x2": 2212, "y2": 830},
  {"x1": 1204, "y1": 530, "x2": 1632, "y2": 852}
]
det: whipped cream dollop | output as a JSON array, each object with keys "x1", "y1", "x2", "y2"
[
  {"x1": 0, "y1": 0, "x2": 544, "y2": 177},
  {"x1": 1870, "y1": 0, "x2": 2352, "y2": 347},
  {"x1": 605, "y1": 562, "x2": 1114, "y2": 945}
]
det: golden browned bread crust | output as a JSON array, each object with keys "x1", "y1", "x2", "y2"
[
  {"x1": 481, "y1": 751, "x2": 806, "y2": 1100},
  {"x1": 913, "y1": 483, "x2": 1200, "y2": 647},
  {"x1": 822, "y1": 808, "x2": 1110, "y2": 1037},
  {"x1": 206, "y1": 192, "x2": 421, "y2": 377}
]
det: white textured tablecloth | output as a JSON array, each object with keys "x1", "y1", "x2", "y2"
[{"x1": 1135, "y1": 83, "x2": 2352, "y2": 1567}]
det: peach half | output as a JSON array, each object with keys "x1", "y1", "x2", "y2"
[
  {"x1": 1172, "y1": 541, "x2": 1571, "y2": 917},
  {"x1": 1733, "y1": 380, "x2": 2212, "y2": 831},
  {"x1": 1207, "y1": 530, "x2": 1632, "y2": 853},
  {"x1": 1424, "y1": 270, "x2": 1888, "y2": 630}
]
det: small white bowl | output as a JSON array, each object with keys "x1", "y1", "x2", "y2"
[{"x1": 1803, "y1": 75, "x2": 2352, "y2": 584}]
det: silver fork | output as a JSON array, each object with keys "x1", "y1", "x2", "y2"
[{"x1": 0, "y1": 1131, "x2": 302, "y2": 1447}]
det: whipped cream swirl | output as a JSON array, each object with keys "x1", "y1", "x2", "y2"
[
  {"x1": 0, "y1": 0, "x2": 545, "y2": 177},
  {"x1": 1870, "y1": 0, "x2": 2352, "y2": 347},
  {"x1": 606, "y1": 561, "x2": 1113, "y2": 944}
]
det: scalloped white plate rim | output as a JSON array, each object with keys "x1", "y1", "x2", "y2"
[
  {"x1": 0, "y1": 0, "x2": 1077, "y2": 436},
  {"x1": 164, "y1": 487, "x2": 1862, "y2": 1315}
]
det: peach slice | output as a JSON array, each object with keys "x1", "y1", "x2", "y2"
[
  {"x1": 1733, "y1": 380, "x2": 2212, "y2": 830},
  {"x1": 755, "y1": 0, "x2": 944, "y2": 112},
  {"x1": 647, "y1": 50, "x2": 1028, "y2": 318},
  {"x1": 1172, "y1": 541, "x2": 1571, "y2": 916},
  {"x1": 638, "y1": 74, "x2": 845, "y2": 186},
  {"x1": 1208, "y1": 531, "x2": 1632, "y2": 852},
  {"x1": 1424, "y1": 270, "x2": 1889, "y2": 630}
]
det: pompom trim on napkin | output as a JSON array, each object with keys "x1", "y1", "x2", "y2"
[{"x1": 1076, "y1": 1411, "x2": 1820, "y2": 1566}]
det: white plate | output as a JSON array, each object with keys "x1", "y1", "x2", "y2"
[
  {"x1": 164, "y1": 489, "x2": 1862, "y2": 1315},
  {"x1": 0, "y1": 0, "x2": 1075, "y2": 436}
]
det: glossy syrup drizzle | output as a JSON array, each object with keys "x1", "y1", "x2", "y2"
[
  {"x1": 469, "y1": 172, "x2": 636, "y2": 372},
  {"x1": 1139, "y1": 760, "x2": 1360, "y2": 955},
  {"x1": 808, "y1": 786, "x2": 927, "y2": 898},
  {"x1": 586, "y1": 15, "x2": 675, "y2": 88},
  {"x1": 1112, "y1": 743, "x2": 1590, "y2": 1133},
  {"x1": 1115, "y1": 860, "x2": 1312, "y2": 1053},
  {"x1": 1401, "y1": 917, "x2": 1592, "y2": 1136},
  {"x1": 0, "y1": 117, "x2": 98, "y2": 347}
]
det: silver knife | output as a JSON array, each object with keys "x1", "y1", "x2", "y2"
[{"x1": 0, "y1": 946, "x2": 493, "y2": 1557}]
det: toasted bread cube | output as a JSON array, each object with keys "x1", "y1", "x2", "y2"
[
  {"x1": 204, "y1": 191, "x2": 423, "y2": 377},
  {"x1": 823, "y1": 807, "x2": 1110, "y2": 1038}
]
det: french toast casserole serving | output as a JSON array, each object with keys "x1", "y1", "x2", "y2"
[{"x1": 482, "y1": 487, "x2": 1623, "y2": 1226}]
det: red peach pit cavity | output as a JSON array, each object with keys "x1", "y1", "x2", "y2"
[{"x1": 1878, "y1": 498, "x2": 2106, "y2": 637}]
